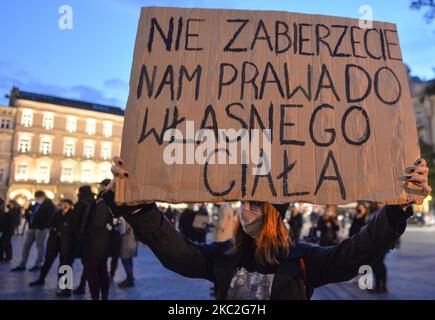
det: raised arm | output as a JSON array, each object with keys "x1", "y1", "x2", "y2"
[
  {"x1": 102, "y1": 190, "x2": 215, "y2": 282},
  {"x1": 301, "y1": 204, "x2": 411, "y2": 288},
  {"x1": 302, "y1": 157, "x2": 430, "y2": 288}
]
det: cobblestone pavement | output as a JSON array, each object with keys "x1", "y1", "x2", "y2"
[{"x1": 0, "y1": 226, "x2": 434, "y2": 300}]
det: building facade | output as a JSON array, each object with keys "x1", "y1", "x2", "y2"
[
  {"x1": 408, "y1": 70, "x2": 435, "y2": 215},
  {"x1": 6, "y1": 88, "x2": 124, "y2": 206},
  {"x1": 0, "y1": 105, "x2": 17, "y2": 199},
  {"x1": 414, "y1": 92, "x2": 435, "y2": 148}
]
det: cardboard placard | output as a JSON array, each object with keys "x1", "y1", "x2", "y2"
[{"x1": 116, "y1": 6, "x2": 424, "y2": 205}]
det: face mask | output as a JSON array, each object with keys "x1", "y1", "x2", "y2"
[
  {"x1": 239, "y1": 204, "x2": 264, "y2": 238},
  {"x1": 357, "y1": 208, "x2": 362, "y2": 214},
  {"x1": 35, "y1": 198, "x2": 43, "y2": 204},
  {"x1": 325, "y1": 210, "x2": 333, "y2": 216}
]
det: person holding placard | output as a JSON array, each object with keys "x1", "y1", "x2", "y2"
[{"x1": 102, "y1": 156, "x2": 430, "y2": 300}]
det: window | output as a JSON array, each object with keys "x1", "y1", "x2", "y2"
[
  {"x1": 83, "y1": 140, "x2": 95, "y2": 158},
  {"x1": 42, "y1": 112, "x2": 54, "y2": 130},
  {"x1": 64, "y1": 138, "x2": 76, "y2": 157},
  {"x1": 40, "y1": 141, "x2": 51, "y2": 155},
  {"x1": 103, "y1": 121, "x2": 112, "y2": 137},
  {"x1": 100, "y1": 167, "x2": 111, "y2": 180},
  {"x1": 0, "y1": 118, "x2": 11, "y2": 129},
  {"x1": 99, "y1": 162, "x2": 112, "y2": 181},
  {"x1": 81, "y1": 162, "x2": 95, "y2": 183},
  {"x1": 40, "y1": 137, "x2": 53, "y2": 155},
  {"x1": 18, "y1": 135, "x2": 31, "y2": 153},
  {"x1": 64, "y1": 142, "x2": 74, "y2": 157},
  {"x1": 82, "y1": 168, "x2": 93, "y2": 182},
  {"x1": 21, "y1": 109, "x2": 33, "y2": 127},
  {"x1": 66, "y1": 116, "x2": 77, "y2": 133},
  {"x1": 15, "y1": 163, "x2": 28, "y2": 181},
  {"x1": 36, "y1": 165, "x2": 50, "y2": 183},
  {"x1": 86, "y1": 118, "x2": 96, "y2": 135},
  {"x1": 61, "y1": 165, "x2": 74, "y2": 183},
  {"x1": 101, "y1": 142, "x2": 112, "y2": 160}
]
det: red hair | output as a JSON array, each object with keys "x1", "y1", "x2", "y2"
[{"x1": 232, "y1": 203, "x2": 293, "y2": 265}]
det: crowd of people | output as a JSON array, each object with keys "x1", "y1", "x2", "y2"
[
  {"x1": 158, "y1": 201, "x2": 394, "y2": 295},
  {"x1": 0, "y1": 179, "x2": 138, "y2": 299},
  {"x1": 107, "y1": 156, "x2": 430, "y2": 300},
  {"x1": 0, "y1": 186, "x2": 416, "y2": 299}
]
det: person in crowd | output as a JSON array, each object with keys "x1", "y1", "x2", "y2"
[
  {"x1": 178, "y1": 204, "x2": 196, "y2": 241},
  {"x1": 29, "y1": 199, "x2": 76, "y2": 296},
  {"x1": 164, "y1": 206, "x2": 177, "y2": 226},
  {"x1": 117, "y1": 217, "x2": 138, "y2": 288},
  {"x1": 73, "y1": 183, "x2": 112, "y2": 300},
  {"x1": 72, "y1": 185, "x2": 95, "y2": 295},
  {"x1": 349, "y1": 202, "x2": 369, "y2": 237},
  {"x1": 213, "y1": 202, "x2": 235, "y2": 243},
  {"x1": 369, "y1": 202, "x2": 382, "y2": 215},
  {"x1": 367, "y1": 202, "x2": 390, "y2": 293},
  {"x1": 288, "y1": 206, "x2": 303, "y2": 242},
  {"x1": 20, "y1": 206, "x2": 32, "y2": 236},
  {"x1": 347, "y1": 202, "x2": 369, "y2": 284},
  {"x1": 0, "y1": 198, "x2": 16, "y2": 263},
  {"x1": 108, "y1": 217, "x2": 122, "y2": 281},
  {"x1": 172, "y1": 207, "x2": 181, "y2": 227},
  {"x1": 310, "y1": 208, "x2": 321, "y2": 226},
  {"x1": 317, "y1": 205, "x2": 340, "y2": 246},
  {"x1": 103, "y1": 157, "x2": 430, "y2": 300},
  {"x1": 305, "y1": 208, "x2": 320, "y2": 243},
  {"x1": 7, "y1": 200, "x2": 22, "y2": 236},
  {"x1": 210, "y1": 202, "x2": 235, "y2": 296},
  {"x1": 192, "y1": 203, "x2": 209, "y2": 243},
  {"x1": 11, "y1": 191, "x2": 56, "y2": 272}
]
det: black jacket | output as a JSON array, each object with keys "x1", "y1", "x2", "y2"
[
  {"x1": 72, "y1": 196, "x2": 95, "y2": 258},
  {"x1": 79, "y1": 196, "x2": 112, "y2": 261},
  {"x1": 57, "y1": 209, "x2": 79, "y2": 241},
  {"x1": 44, "y1": 209, "x2": 75, "y2": 261},
  {"x1": 29, "y1": 199, "x2": 56, "y2": 230},
  {"x1": 48, "y1": 209, "x2": 77, "y2": 237},
  {"x1": 178, "y1": 208, "x2": 196, "y2": 240},
  {"x1": 349, "y1": 215, "x2": 368, "y2": 237},
  {"x1": 289, "y1": 213, "x2": 303, "y2": 238},
  {"x1": 48, "y1": 210, "x2": 64, "y2": 231},
  {"x1": 8, "y1": 207, "x2": 21, "y2": 229},
  {"x1": 317, "y1": 215, "x2": 340, "y2": 246},
  {"x1": 123, "y1": 203, "x2": 410, "y2": 300},
  {"x1": 0, "y1": 211, "x2": 16, "y2": 234}
]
